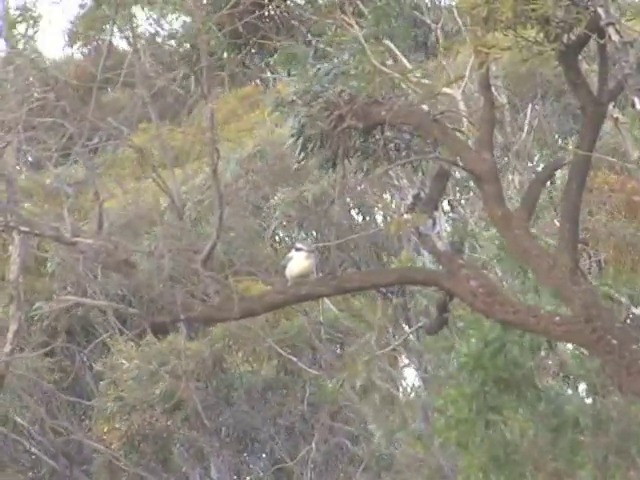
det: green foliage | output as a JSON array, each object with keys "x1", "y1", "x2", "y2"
[
  {"x1": 459, "y1": 0, "x2": 590, "y2": 46},
  {"x1": 5, "y1": 0, "x2": 640, "y2": 477},
  {"x1": 432, "y1": 313, "x2": 640, "y2": 479},
  {"x1": 91, "y1": 308, "x2": 399, "y2": 475}
]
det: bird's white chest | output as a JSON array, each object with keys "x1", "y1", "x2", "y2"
[{"x1": 285, "y1": 253, "x2": 315, "y2": 282}]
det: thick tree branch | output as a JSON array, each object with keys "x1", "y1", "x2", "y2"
[
  {"x1": 593, "y1": 2, "x2": 637, "y2": 106},
  {"x1": 147, "y1": 268, "x2": 449, "y2": 336},
  {"x1": 140, "y1": 259, "x2": 640, "y2": 396},
  {"x1": 404, "y1": 166, "x2": 452, "y2": 219},
  {"x1": 564, "y1": 13, "x2": 600, "y2": 56},
  {"x1": 145, "y1": 265, "x2": 585, "y2": 347},
  {"x1": 423, "y1": 292, "x2": 454, "y2": 336},
  {"x1": 475, "y1": 60, "x2": 496, "y2": 159},
  {"x1": 342, "y1": 90, "x2": 603, "y2": 319},
  {"x1": 606, "y1": 77, "x2": 626, "y2": 104},
  {"x1": 320, "y1": 14, "x2": 640, "y2": 394},
  {"x1": 556, "y1": 109, "x2": 607, "y2": 271},
  {"x1": 342, "y1": 95, "x2": 566, "y2": 304},
  {"x1": 404, "y1": 165, "x2": 455, "y2": 336},
  {"x1": 555, "y1": 13, "x2": 611, "y2": 272},
  {"x1": 474, "y1": 63, "x2": 509, "y2": 217},
  {"x1": 596, "y1": 29, "x2": 609, "y2": 99},
  {"x1": 343, "y1": 100, "x2": 481, "y2": 177},
  {"x1": 517, "y1": 158, "x2": 569, "y2": 223},
  {"x1": 558, "y1": 14, "x2": 601, "y2": 112}
]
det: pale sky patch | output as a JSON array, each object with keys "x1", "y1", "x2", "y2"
[
  {"x1": 7, "y1": 0, "x2": 82, "y2": 57},
  {"x1": 34, "y1": 0, "x2": 82, "y2": 57}
]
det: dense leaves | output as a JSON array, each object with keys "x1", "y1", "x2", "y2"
[{"x1": 1, "y1": 0, "x2": 640, "y2": 479}]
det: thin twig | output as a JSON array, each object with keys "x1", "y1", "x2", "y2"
[
  {"x1": 265, "y1": 338, "x2": 322, "y2": 376},
  {"x1": 47, "y1": 295, "x2": 139, "y2": 315},
  {"x1": 196, "y1": 5, "x2": 225, "y2": 270}
]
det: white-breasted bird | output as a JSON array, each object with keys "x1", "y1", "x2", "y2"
[
  {"x1": 284, "y1": 243, "x2": 316, "y2": 285},
  {"x1": 283, "y1": 242, "x2": 340, "y2": 332}
]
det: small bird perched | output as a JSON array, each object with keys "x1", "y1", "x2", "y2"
[
  {"x1": 284, "y1": 243, "x2": 317, "y2": 285},
  {"x1": 283, "y1": 242, "x2": 339, "y2": 335}
]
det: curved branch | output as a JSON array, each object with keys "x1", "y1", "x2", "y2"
[
  {"x1": 564, "y1": 13, "x2": 600, "y2": 55},
  {"x1": 342, "y1": 99, "x2": 480, "y2": 176},
  {"x1": 555, "y1": 13, "x2": 611, "y2": 271},
  {"x1": 558, "y1": 14, "x2": 601, "y2": 111},
  {"x1": 337, "y1": 93, "x2": 566, "y2": 308},
  {"x1": 423, "y1": 292, "x2": 454, "y2": 336},
  {"x1": 147, "y1": 268, "x2": 449, "y2": 335},
  {"x1": 606, "y1": 77, "x2": 626, "y2": 104},
  {"x1": 0, "y1": 209, "x2": 137, "y2": 276},
  {"x1": 144, "y1": 264, "x2": 584, "y2": 347},
  {"x1": 473, "y1": 63, "x2": 510, "y2": 219},
  {"x1": 403, "y1": 165, "x2": 452, "y2": 218},
  {"x1": 517, "y1": 157, "x2": 569, "y2": 223}
]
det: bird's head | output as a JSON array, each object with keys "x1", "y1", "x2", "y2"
[{"x1": 282, "y1": 242, "x2": 314, "y2": 265}]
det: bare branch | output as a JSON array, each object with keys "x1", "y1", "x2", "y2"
[
  {"x1": 564, "y1": 12, "x2": 600, "y2": 53},
  {"x1": 93, "y1": 187, "x2": 105, "y2": 235},
  {"x1": 129, "y1": 141, "x2": 184, "y2": 220},
  {"x1": 596, "y1": 31, "x2": 609, "y2": 99},
  {"x1": 342, "y1": 99, "x2": 479, "y2": 177},
  {"x1": 609, "y1": 107, "x2": 639, "y2": 162},
  {"x1": 0, "y1": 140, "x2": 26, "y2": 391},
  {"x1": 46, "y1": 295, "x2": 139, "y2": 315},
  {"x1": 144, "y1": 266, "x2": 584, "y2": 349},
  {"x1": 556, "y1": 110, "x2": 607, "y2": 271},
  {"x1": 606, "y1": 76, "x2": 626, "y2": 103},
  {"x1": 0, "y1": 205, "x2": 105, "y2": 245},
  {"x1": 184, "y1": 4, "x2": 226, "y2": 271},
  {"x1": 598, "y1": 3, "x2": 638, "y2": 106},
  {"x1": 558, "y1": 14, "x2": 601, "y2": 111},
  {"x1": 198, "y1": 126, "x2": 224, "y2": 270},
  {"x1": 265, "y1": 338, "x2": 322, "y2": 376},
  {"x1": 0, "y1": 207, "x2": 137, "y2": 277},
  {"x1": 553, "y1": 11, "x2": 615, "y2": 271},
  {"x1": 471, "y1": 61, "x2": 511, "y2": 219},
  {"x1": 517, "y1": 158, "x2": 569, "y2": 223},
  {"x1": 422, "y1": 292, "x2": 454, "y2": 336},
  {"x1": 403, "y1": 166, "x2": 452, "y2": 219},
  {"x1": 475, "y1": 59, "x2": 496, "y2": 159}
]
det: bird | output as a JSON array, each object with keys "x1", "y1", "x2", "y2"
[
  {"x1": 282, "y1": 242, "x2": 340, "y2": 340},
  {"x1": 283, "y1": 243, "x2": 317, "y2": 285}
]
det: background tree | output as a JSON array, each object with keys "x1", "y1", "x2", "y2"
[{"x1": 2, "y1": 0, "x2": 640, "y2": 478}]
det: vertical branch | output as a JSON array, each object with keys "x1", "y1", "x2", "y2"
[
  {"x1": 0, "y1": 141, "x2": 26, "y2": 390},
  {"x1": 93, "y1": 187, "x2": 105, "y2": 235},
  {"x1": 596, "y1": 29, "x2": 609, "y2": 99},
  {"x1": 194, "y1": 3, "x2": 225, "y2": 270},
  {"x1": 475, "y1": 58, "x2": 496, "y2": 159},
  {"x1": 473, "y1": 58, "x2": 509, "y2": 220},
  {"x1": 609, "y1": 107, "x2": 638, "y2": 162},
  {"x1": 128, "y1": 24, "x2": 185, "y2": 220},
  {"x1": 556, "y1": 20, "x2": 608, "y2": 271}
]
